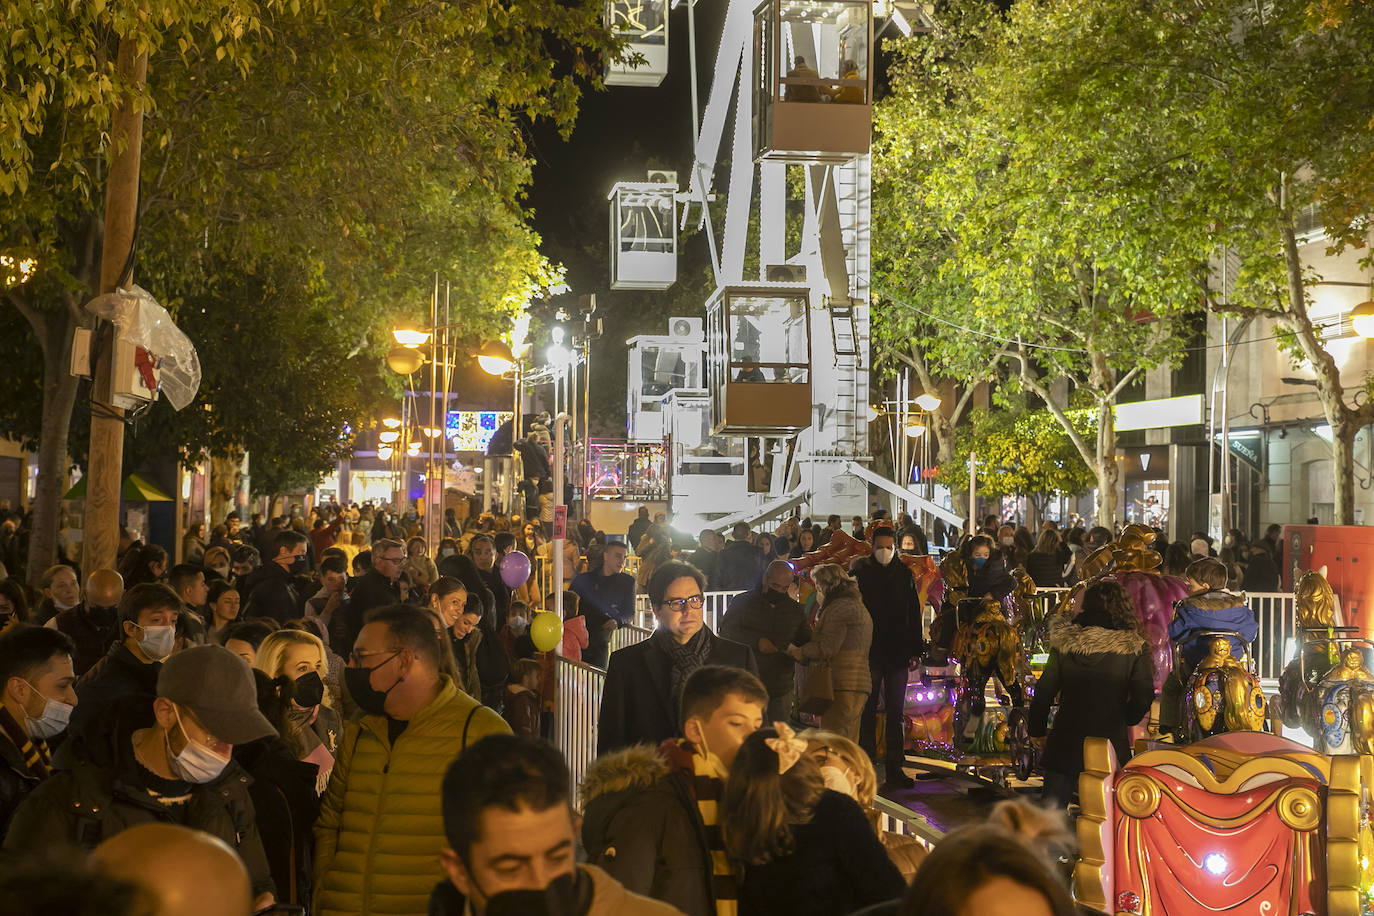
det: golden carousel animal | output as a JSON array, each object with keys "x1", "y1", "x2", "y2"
[
  {"x1": 1184, "y1": 637, "x2": 1267, "y2": 737},
  {"x1": 952, "y1": 596, "x2": 1026, "y2": 718}
]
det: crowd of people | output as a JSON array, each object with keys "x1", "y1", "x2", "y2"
[{"x1": 0, "y1": 495, "x2": 1295, "y2": 915}]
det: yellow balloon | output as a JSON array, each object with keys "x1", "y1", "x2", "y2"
[{"x1": 530, "y1": 611, "x2": 563, "y2": 653}]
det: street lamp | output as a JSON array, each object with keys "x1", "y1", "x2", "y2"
[
  {"x1": 1350, "y1": 300, "x2": 1374, "y2": 339},
  {"x1": 477, "y1": 340, "x2": 515, "y2": 376},
  {"x1": 386, "y1": 346, "x2": 425, "y2": 376},
  {"x1": 379, "y1": 430, "x2": 401, "y2": 444},
  {"x1": 393, "y1": 326, "x2": 431, "y2": 347},
  {"x1": 914, "y1": 392, "x2": 943, "y2": 412}
]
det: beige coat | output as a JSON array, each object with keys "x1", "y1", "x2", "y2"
[{"x1": 799, "y1": 582, "x2": 873, "y2": 692}]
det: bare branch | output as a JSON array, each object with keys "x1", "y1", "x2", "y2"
[{"x1": 1107, "y1": 366, "x2": 1142, "y2": 402}]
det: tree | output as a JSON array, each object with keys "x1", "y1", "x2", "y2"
[
  {"x1": 873, "y1": 0, "x2": 1207, "y2": 529},
  {"x1": 938, "y1": 398, "x2": 1096, "y2": 521},
  {"x1": 1, "y1": 0, "x2": 618, "y2": 578},
  {"x1": 991, "y1": 0, "x2": 1374, "y2": 524}
]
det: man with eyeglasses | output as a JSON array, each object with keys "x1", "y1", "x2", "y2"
[
  {"x1": 597, "y1": 561, "x2": 757, "y2": 755},
  {"x1": 315, "y1": 605, "x2": 509, "y2": 916},
  {"x1": 5, "y1": 645, "x2": 279, "y2": 909},
  {"x1": 338, "y1": 537, "x2": 408, "y2": 656}
]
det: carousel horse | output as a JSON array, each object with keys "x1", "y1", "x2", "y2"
[
  {"x1": 1274, "y1": 568, "x2": 1374, "y2": 754},
  {"x1": 1181, "y1": 635, "x2": 1268, "y2": 741},
  {"x1": 953, "y1": 596, "x2": 1026, "y2": 718}
]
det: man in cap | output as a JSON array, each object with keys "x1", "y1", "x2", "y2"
[{"x1": 4, "y1": 644, "x2": 278, "y2": 909}]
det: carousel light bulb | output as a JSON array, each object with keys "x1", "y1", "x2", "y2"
[{"x1": 1202, "y1": 853, "x2": 1228, "y2": 876}]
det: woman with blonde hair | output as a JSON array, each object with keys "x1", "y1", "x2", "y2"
[
  {"x1": 786, "y1": 563, "x2": 872, "y2": 740},
  {"x1": 254, "y1": 629, "x2": 341, "y2": 793},
  {"x1": 799, "y1": 728, "x2": 928, "y2": 880}
]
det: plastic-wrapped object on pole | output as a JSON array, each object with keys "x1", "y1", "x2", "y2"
[{"x1": 86, "y1": 284, "x2": 201, "y2": 410}]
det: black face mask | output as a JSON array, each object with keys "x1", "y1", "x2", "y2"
[
  {"x1": 344, "y1": 653, "x2": 401, "y2": 717},
  {"x1": 87, "y1": 604, "x2": 119, "y2": 627},
  {"x1": 484, "y1": 871, "x2": 591, "y2": 916},
  {"x1": 286, "y1": 555, "x2": 308, "y2": 576},
  {"x1": 292, "y1": 670, "x2": 325, "y2": 708}
]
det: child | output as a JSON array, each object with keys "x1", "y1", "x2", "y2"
[
  {"x1": 561, "y1": 590, "x2": 589, "y2": 662},
  {"x1": 503, "y1": 657, "x2": 543, "y2": 738},
  {"x1": 1159, "y1": 557, "x2": 1257, "y2": 731},
  {"x1": 1169, "y1": 557, "x2": 1258, "y2": 669}
]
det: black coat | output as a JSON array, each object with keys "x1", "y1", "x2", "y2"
[
  {"x1": 69, "y1": 643, "x2": 160, "y2": 747},
  {"x1": 718, "y1": 588, "x2": 810, "y2": 699},
  {"x1": 339, "y1": 569, "x2": 403, "y2": 654},
  {"x1": 851, "y1": 555, "x2": 924, "y2": 669},
  {"x1": 966, "y1": 556, "x2": 1016, "y2": 601},
  {"x1": 1028, "y1": 615, "x2": 1155, "y2": 777},
  {"x1": 0, "y1": 727, "x2": 41, "y2": 844},
  {"x1": 736, "y1": 791, "x2": 906, "y2": 916},
  {"x1": 1023, "y1": 551, "x2": 1066, "y2": 588},
  {"x1": 50, "y1": 604, "x2": 119, "y2": 677},
  {"x1": 581, "y1": 743, "x2": 716, "y2": 916},
  {"x1": 5, "y1": 697, "x2": 275, "y2": 898},
  {"x1": 437, "y1": 554, "x2": 496, "y2": 621},
  {"x1": 240, "y1": 562, "x2": 301, "y2": 625},
  {"x1": 597, "y1": 630, "x2": 758, "y2": 755},
  {"x1": 716, "y1": 541, "x2": 765, "y2": 592}
]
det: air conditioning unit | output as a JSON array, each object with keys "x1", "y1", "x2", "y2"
[
  {"x1": 765, "y1": 264, "x2": 807, "y2": 283},
  {"x1": 646, "y1": 169, "x2": 678, "y2": 186},
  {"x1": 668, "y1": 316, "x2": 703, "y2": 339}
]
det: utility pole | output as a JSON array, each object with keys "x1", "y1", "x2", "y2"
[{"x1": 83, "y1": 40, "x2": 147, "y2": 574}]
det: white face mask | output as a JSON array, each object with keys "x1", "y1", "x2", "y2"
[
  {"x1": 507, "y1": 617, "x2": 528, "y2": 635},
  {"x1": 210, "y1": 565, "x2": 231, "y2": 578},
  {"x1": 22, "y1": 680, "x2": 73, "y2": 740},
  {"x1": 167, "y1": 709, "x2": 231, "y2": 784},
  {"x1": 820, "y1": 764, "x2": 856, "y2": 799},
  {"x1": 133, "y1": 623, "x2": 176, "y2": 661},
  {"x1": 1000, "y1": 536, "x2": 1015, "y2": 548},
  {"x1": 873, "y1": 547, "x2": 895, "y2": 566}
]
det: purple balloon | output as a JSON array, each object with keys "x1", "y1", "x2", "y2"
[{"x1": 499, "y1": 550, "x2": 532, "y2": 589}]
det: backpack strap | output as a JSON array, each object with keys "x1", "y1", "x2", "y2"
[{"x1": 461, "y1": 704, "x2": 481, "y2": 747}]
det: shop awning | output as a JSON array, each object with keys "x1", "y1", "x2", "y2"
[{"x1": 63, "y1": 472, "x2": 174, "y2": 502}]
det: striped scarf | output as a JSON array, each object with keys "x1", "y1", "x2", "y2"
[
  {"x1": 0, "y1": 705, "x2": 51, "y2": 781},
  {"x1": 664, "y1": 738, "x2": 739, "y2": 916}
]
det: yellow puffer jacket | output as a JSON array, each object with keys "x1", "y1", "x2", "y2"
[{"x1": 313, "y1": 677, "x2": 511, "y2": 916}]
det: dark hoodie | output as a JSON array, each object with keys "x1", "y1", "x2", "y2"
[{"x1": 1169, "y1": 589, "x2": 1257, "y2": 670}]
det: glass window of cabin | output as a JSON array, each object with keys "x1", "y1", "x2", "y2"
[
  {"x1": 728, "y1": 294, "x2": 809, "y2": 383},
  {"x1": 617, "y1": 188, "x2": 674, "y2": 253},
  {"x1": 607, "y1": 0, "x2": 666, "y2": 43},
  {"x1": 775, "y1": 0, "x2": 868, "y2": 105}
]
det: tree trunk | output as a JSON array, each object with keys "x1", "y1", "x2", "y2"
[
  {"x1": 1332, "y1": 417, "x2": 1357, "y2": 526},
  {"x1": 209, "y1": 451, "x2": 242, "y2": 526},
  {"x1": 1096, "y1": 397, "x2": 1119, "y2": 530},
  {"x1": 27, "y1": 310, "x2": 80, "y2": 586}
]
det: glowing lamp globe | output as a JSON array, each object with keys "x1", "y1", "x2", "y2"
[
  {"x1": 1350, "y1": 301, "x2": 1374, "y2": 339},
  {"x1": 386, "y1": 346, "x2": 425, "y2": 375},
  {"x1": 477, "y1": 340, "x2": 515, "y2": 376},
  {"x1": 915, "y1": 392, "x2": 943, "y2": 412},
  {"x1": 392, "y1": 326, "x2": 431, "y2": 347}
]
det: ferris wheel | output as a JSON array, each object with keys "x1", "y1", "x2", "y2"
[{"x1": 606, "y1": 0, "x2": 958, "y2": 530}]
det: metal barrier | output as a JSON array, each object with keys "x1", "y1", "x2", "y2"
[
  {"x1": 632, "y1": 590, "x2": 745, "y2": 630},
  {"x1": 553, "y1": 656, "x2": 606, "y2": 803},
  {"x1": 610, "y1": 623, "x2": 654, "y2": 654},
  {"x1": 1250, "y1": 591, "x2": 1296, "y2": 681},
  {"x1": 872, "y1": 796, "x2": 942, "y2": 850}
]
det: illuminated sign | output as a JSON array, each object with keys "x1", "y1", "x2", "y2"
[
  {"x1": 1114, "y1": 394, "x2": 1205, "y2": 431},
  {"x1": 445, "y1": 411, "x2": 512, "y2": 452}
]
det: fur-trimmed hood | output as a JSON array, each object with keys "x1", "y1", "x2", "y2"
[
  {"x1": 580, "y1": 743, "x2": 671, "y2": 803},
  {"x1": 1047, "y1": 612, "x2": 1146, "y2": 656},
  {"x1": 1180, "y1": 589, "x2": 1248, "y2": 611}
]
